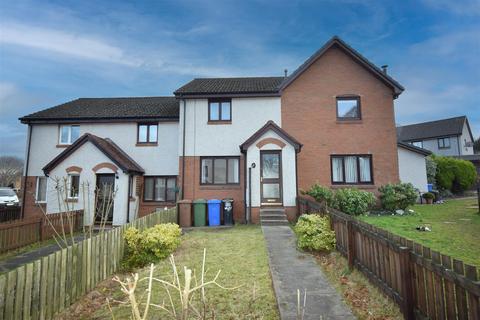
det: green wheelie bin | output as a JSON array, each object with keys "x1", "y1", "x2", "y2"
[{"x1": 193, "y1": 199, "x2": 207, "y2": 227}]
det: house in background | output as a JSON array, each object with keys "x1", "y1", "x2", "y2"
[
  {"x1": 397, "y1": 141, "x2": 431, "y2": 192},
  {"x1": 20, "y1": 36, "x2": 406, "y2": 225},
  {"x1": 396, "y1": 116, "x2": 474, "y2": 156}
]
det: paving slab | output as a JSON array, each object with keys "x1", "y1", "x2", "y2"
[{"x1": 262, "y1": 225, "x2": 355, "y2": 320}]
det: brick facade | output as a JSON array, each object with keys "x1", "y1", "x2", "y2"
[
  {"x1": 21, "y1": 176, "x2": 46, "y2": 219},
  {"x1": 179, "y1": 156, "x2": 246, "y2": 223},
  {"x1": 281, "y1": 46, "x2": 399, "y2": 192}
]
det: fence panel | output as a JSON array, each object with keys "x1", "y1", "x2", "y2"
[
  {"x1": 0, "y1": 207, "x2": 21, "y2": 223},
  {"x1": 0, "y1": 208, "x2": 177, "y2": 320},
  {"x1": 297, "y1": 195, "x2": 480, "y2": 320}
]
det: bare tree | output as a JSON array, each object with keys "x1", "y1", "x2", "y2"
[{"x1": 0, "y1": 156, "x2": 23, "y2": 187}]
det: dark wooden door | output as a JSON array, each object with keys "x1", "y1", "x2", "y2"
[
  {"x1": 95, "y1": 174, "x2": 115, "y2": 223},
  {"x1": 260, "y1": 150, "x2": 283, "y2": 205}
]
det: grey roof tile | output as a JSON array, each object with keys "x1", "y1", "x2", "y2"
[
  {"x1": 397, "y1": 116, "x2": 468, "y2": 141},
  {"x1": 174, "y1": 77, "x2": 285, "y2": 96},
  {"x1": 20, "y1": 97, "x2": 179, "y2": 122}
]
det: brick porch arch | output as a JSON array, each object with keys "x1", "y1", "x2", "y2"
[
  {"x1": 66, "y1": 166, "x2": 83, "y2": 173},
  {"x1": 256, "y1": 137, "x2": 286, "y2": 149},
  {"x1": 92, "y1": 162, "x2": 118, "y2": 173}
]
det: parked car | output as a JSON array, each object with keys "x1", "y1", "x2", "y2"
[{"x1": 0, "y1": 187, "x2": 20, "y2": 206}]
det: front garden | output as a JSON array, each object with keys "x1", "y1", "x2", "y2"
[
  {"x1": 360, "y1": 197, "x2": 480, "y2": 266},
  {"x1": 60, "y1": 226, "x2": 279, "y2": 319}
]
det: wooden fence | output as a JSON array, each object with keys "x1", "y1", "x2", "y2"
[
  {"x1": 0, "y1": 211, "x2": 83, "y2": 254},
  {"x1": 0, "y1": 207, "x2": 21, "y2": 223},
  {"x1": 0, "y1": 208, "x2": 177, "y2": 320},
  {"x1": 298, "y1": 195, "x2": 480, "y2": 320}
]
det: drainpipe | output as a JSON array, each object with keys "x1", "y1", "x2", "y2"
[
  {"x1": 181, "y1": 98, "x2": 187, "y2": 200},
  {"x1": 248, "y1": 166, "x2": 252, "y2": 224},
  {"x1": 21, "y1": 124, "x2": 33, "y2": 218}
]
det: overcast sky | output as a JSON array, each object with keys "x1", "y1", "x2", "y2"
[{"x1": 1, "y1": 0, "x2": 479, "y2": 157}]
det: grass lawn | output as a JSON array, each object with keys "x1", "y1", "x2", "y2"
[
  {"x1": 360, "y1": 197, "x2": 480, "y2": 267},
  {"x1": 59, "y1": 225, "x2": 279, "y2": 319}
]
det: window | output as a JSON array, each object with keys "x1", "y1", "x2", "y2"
[
  {"x1": 336, "y1": 97, "x2": 361, "y2": 120},
  {"x1": 36, "y1": 176, "x2": 47, "y2": 203},
  {"x1": 59, "y1": 125, "x2": 80, "y2": 144},
  {"x1": 143, "y1": 176, "x2": 176, "y2": 202},
  {"x1": 201, "y1": 157, "x2": 239, "y2": 185},
  {"x1": 208, "y1": 99, "x2": 231, "y2": 122},
  {"x1": 68, "y1": 174, "x2": 80, "y2": 198},
  {"x1": 438, "y1": 137, "x2": 451, "y2": 149},
  {"x1": 137, "y1": 123, "x2": 158, "y2": 144},
  {"x1": 331, "y1": 155, "x2": 373, "y2": 184},
  {"x1": 411, "y1": 141, "x2": 423, "y2": 148}
]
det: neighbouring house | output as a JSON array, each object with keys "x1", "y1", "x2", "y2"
[
  {"x1": 396, "y1": 116, "x2": 474, "y2": 156},
  {"x1": 20, "y1": 36, "x2": 406, "y2": 225},
  {"x1": 397, "y1": 141, "x2": 431, "y2": 192}
]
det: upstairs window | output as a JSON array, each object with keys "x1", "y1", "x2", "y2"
[
  {"x1": 411, "y1": 141, "x2": 423, "y2": 148},
  {"x1": 208, "y1": 99, "x2": 231, "y2": 122},
  {"x1": 59, "y1": 125, "x2": 80, "y2": 145},
  {"x1": 331, "y1": 155, "x2": 373, "y2": 184},
  {"x1": 137, "y1": 123, "x2": 158, "y2": 144},
  {"x1": 336, "y1": 97, "x2": 361, "y2": 120},
  {"x1": 201, "y1": 157, "x2": 239, "y2": 185},
  {"x1": 438, "y1": 137, "x2": 450, "y2": 149}
]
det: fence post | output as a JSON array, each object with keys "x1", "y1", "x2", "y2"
[
  {"x1": 399, "y1": 246, "x2": 415, "y2": 320},
  {"x1": 39, "y1": 217, "x2": 44, "y2": 241},
  {"x1": 346, "y1": 220, "x2": 355, "y2": 270}
]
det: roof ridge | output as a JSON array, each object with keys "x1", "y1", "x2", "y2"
[
  {"x1": 192, "y1": 76, "x2": 284, "y2": 80},
  {"x1": 397, "y1": 115, "x2": 466, "y2": 128},
  {"x1": 78, "y1": 96, "x2": 176, "y2": 100}
]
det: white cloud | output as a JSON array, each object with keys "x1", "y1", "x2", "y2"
[
  {"x1": 421, "y1": 0, "x2": 480, "y2": 16},
  {"x1": 0, "y1": 22, "x2": 142, "y2": 67}
]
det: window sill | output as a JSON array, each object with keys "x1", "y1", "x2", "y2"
[
  {"x1": 136, "y1": 143, "x2": 158, "y2": 147},
  {"x1": 207, "y1": 120, "x2": 232, "y2": 125},
  {"x1": 331, "y1": 184, "x2": 375, "y2": 189},
  {"x1": 65, "y1": 198, "x2": 78, "y2": 203},
  {"x1": 56, "y1": 144, "x2": 71, "y2": 148},
  {"x1": 199, "y1": 185, "x2": 241, "y2": 190},
  {"x1": 336, "y1": 119, "x2": 363, "y2": 124}
]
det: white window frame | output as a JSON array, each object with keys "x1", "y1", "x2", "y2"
[
  {"x1": 68, "y1": 174, "x2": 80, "y2": 199},
  {"x1": 59, "y1": 125, "x2": 80, "y2": 145},
  {"x1": 35, "y1": 176, "x2": 48, "y2": 203}
]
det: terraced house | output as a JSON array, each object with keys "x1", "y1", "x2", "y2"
[{"x1": 19, "y1": 36, "x2": 405, "y2": 225}]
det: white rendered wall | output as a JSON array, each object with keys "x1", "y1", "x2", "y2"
[
  {"x1": 398, "y1": 147, "x2": 428, "y2": 192},
  {"x1": 45, "y1": 141, "x2": 130, "y2": 225},
  {"x1": 179, "y1": 97, "x2": 282, "y2": 156},
  {"x1": 460, "y1": 122, "x2": 474, "y2": 155},
  {"x1": 27, "y1": 122, "x2": 179, "y2": 176},
  {"x1": 245, "y1": 130, "x2": 297, "y2": 207}
]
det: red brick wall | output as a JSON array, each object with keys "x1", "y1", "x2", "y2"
[
  {"x1": 21, "y1": 176, "x2": 46, "y2": 219},
  {"x1": 281, "y1": 46, "x2": 399, "y2": 192},
  {"x1": 178, "y1": 156, "x2": 246, "y2": 223}
]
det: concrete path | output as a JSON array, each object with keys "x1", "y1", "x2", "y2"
[
  {"x1": 0, "y1": 235, "x2": 86, "y2": 273},
  {"x1": 262, "y1": 225, "x2": 355, "y2": 320}
]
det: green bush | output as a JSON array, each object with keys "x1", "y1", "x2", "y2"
[
  {"x1": 124, "y1": 223, "x2": 181, "y2": 269},
  {"x1": 426, "y1": 155, "x2": 437, "y2": 184},
  {"x1": 294, "y1": 214, "x2": 336, "y2": 252},
  {"x1": 422, "y1": 192, "x2": 434, "y2": 200},
  {"x1": 435, "y1": 156, "x2": 476, "y2": 193},
  {"x1": 305, "y1": 183, "x2": 334, "y2": 206},
  {"x1": 378, "y1": 183, "x2": 418, "y2": 211},
  {"x1": 332, "y1": 188, "x2": 376, "y2": 215}
]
